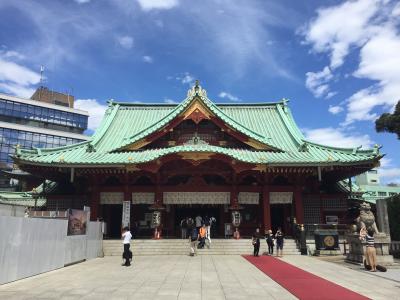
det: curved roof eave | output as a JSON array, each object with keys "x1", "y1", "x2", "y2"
[
  {"x1": 109, "y1": 85, "x2": 282, "y2": 152},
  {"x1": 14, "y1": 145, "x2": 380, "y2": 168}
]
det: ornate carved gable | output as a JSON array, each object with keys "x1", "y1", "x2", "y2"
[
  {"x1": 182, "y1": 98, "x2": 212, "y2": 124},
  {"x1": 120, "y1": 81, "x2": 274, "y2": 151}
]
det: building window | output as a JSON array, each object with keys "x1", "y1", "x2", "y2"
[
  {"x1": 0, "y1": 99, "x2": 87, "y2": 130},
  {"x1": 0, "y1": 127, "x2": 85, "y2": 166},
  {"x1": 378, "y1": 192, "x2": 387, "y2": 197}
]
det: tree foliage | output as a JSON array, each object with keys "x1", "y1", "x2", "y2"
[
  {"x1": 387, "y1": 195, "x2": 400, "y2": 241},
  {"x1": 375, "y1": 101, "x2": 400, "y2": 139}
]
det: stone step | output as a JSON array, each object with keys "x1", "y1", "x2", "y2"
[
  {"x1": 104, "y1": 249, "x2": 300, "y2": 256},
  {"x1": 103, "y1": 239, "x2": 301, "y2": 256}
]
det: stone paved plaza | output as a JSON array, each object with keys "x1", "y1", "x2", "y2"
[{"x1": 0, "y1": 255, "x2": 399, "y2": 300}]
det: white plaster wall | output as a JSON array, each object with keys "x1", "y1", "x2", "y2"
[
  {"x1": 0, "y1": 204, "x2": 25, "y2": 217},
  {"x1": 64, "y1": 235, "x2": 87, "y2": 265},
  {"x1": 0, "y1": 217, "x2": 104, "y2": 285},
  {"x1": 86, "y1": 222, "x2": 103, "y2": 259},
  {"x1": 0, "y1": 216, "x2": 67, "y2": 285}
]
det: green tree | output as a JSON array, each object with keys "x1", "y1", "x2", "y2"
[
  {"x1": 376, "y1": 101, "x2": 400, "y2": 244},
  {"x1": 375, "y1": 101, "x2": 400, "y2": 139},
  {"x1": 387, "y1": 195, "x2": 400, "y2": 241}
]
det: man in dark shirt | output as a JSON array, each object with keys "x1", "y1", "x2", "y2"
[
  {"x1": 275, "y1": 227, "x2": 284, "y2": 257},
  {"x1": 252, "y1": 228, "x2": 261, "y2": 256}
]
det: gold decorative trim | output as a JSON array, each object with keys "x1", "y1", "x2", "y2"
[
  {"x1": 181, "y1": 98, "x2": 212, "y2": 120},
  {"x1": 179, "y1": 152, "x2": 213, "y2": 161},
  {"x1": 126, "y1": 165, "x2": 140, "y2": 172},
  {"x1": 246, "y1": 139, "x2": 269, "y2": 150},
  {"x1": 124, "y1": 139, "x2": 151, "y2": 151},
  {"x1": 252, "y1": 164, "x2": 267, "y2": 172}
]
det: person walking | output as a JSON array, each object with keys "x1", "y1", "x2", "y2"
[
  {"x1": 121, "y1": 226, "x2": 132, "y2": 266},
  {"x1": 180, "y1": 217, "x2": 188, "y2": 239},
  {"x1": 187, "y1": 217, "x2": 194, "y2": 231},
  {"x1": 275, "y1": 227, "x2": 284, "y2": 257},
  {"x1": 265, "y1": 229, "x2": 274, "y2": 255},
  {"x1": 204, "y1": 216, "x2": 216, "y2": 246},
  {"x1": 252, "y1": 228, "x2": 261, "y2": 257},
  {"x1": 195, "y1": 215, "x2": 202, "y2": 231},
  {"x1": 198, "y1": 224, "x2": 207, "y2": 249},
  {"x1": 189, "y1": 226, "x2": 199, "y2": 256},
  {"x1": 204, "y1": 215, "x2": 210, "y2": 244}
]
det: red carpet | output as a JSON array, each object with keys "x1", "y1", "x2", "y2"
[{"x1": 243, "y1": 255, "x2": 370, "y2": 300}]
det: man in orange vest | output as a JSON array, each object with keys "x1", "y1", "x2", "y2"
[{"x1": 198, "y1": 224, "x2": 207, "y2": 249}]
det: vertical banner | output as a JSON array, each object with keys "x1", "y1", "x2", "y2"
[
  {"x1": 67, "y1": 209, "x2": 87, "y2": 235},
  {"x1": 83, "y1": 206, "x2": 91, "y2": 223},
  {"x1": 122, "y1": 201, "x2": 131, "y2": 228}
]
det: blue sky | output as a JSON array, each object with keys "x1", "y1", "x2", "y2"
[{"x1": 0, "y1": 0, "x2": 399, "y2": 184}]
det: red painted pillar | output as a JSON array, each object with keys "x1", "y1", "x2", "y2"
[
  {"x1": 219, "y1": 205, "x2": 225, "y2": 237},
  {"x1": 90, "y1": 183, "x2": 99, "y2": 221},
  {"x1": 262, "y1": 185, "x2": 271, "y2": 230},
  {"x1": 230, "y1": 185, "x2": 238, "y2": 208},
  {"x1": 294, "y1": 186, "x2": 304, "y2": 224}
]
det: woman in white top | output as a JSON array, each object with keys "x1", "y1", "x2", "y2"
[{"x1": 122, "y1": 226, "x2": 132, "y2": 266}]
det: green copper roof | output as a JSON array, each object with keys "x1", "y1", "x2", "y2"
[
  {"x1": 102, "y1": 86, "x2": 279, "y2": 152},
  {"x1": 336, "y1": 180, "x2": 400, "y2": 204},
  {"x1": 0, "y1": 192, "x2": 46, "y2": 207},
  {"x1": 16, "y1": 142, "x2": 378, "y2": 167},
  {"x1": 14, "y1": 84, "x2": 381, "y2": 167}
]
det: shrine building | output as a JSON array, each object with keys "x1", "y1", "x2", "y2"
[{"x1": 13, "y1": 82, "x2": 382, "y2": 238}]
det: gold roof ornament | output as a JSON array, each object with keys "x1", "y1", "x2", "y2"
[
  {"x1": 59, "y1": 155, "x2": 65, "y2": 163},
  {"x1": 187, "y1": 80, "x2": 207, "y2": 98},
  {"x1": 128, "y1": 156, "x2": 133, "y2": 162}
]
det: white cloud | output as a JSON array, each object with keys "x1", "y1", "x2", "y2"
[
  {"x1": 377, "y1": 158, "x2": 400, "y2": 184},
  {"x1": 74, "y1": 99, "x2": 107, "y2": 131},
  {"x1": 328, "y1": 105, "x2": 343, "y2": 115},
  {"x1": 379, "y1": 168, "x2": 400, "y2": 180},
  {"x1": 344, "y1": 27, "x2": 400, "y2": 124},
  {"x1": 180, "y1": 1, "x2": 297, "y2": 80},
  {"x1": 176, "y1": 72, "x2": 195, "y2": 86},
  {"x1": 164, "y1": 98, "x2": 177, "y2": 104},
  {"x1": 0, "y1": 51, "x2": 40, "y2": 98},
  {"x1": 117, "y1": 36, "x2": 134, "y2": 49},
  {"x1": 1, "y1": 50, "x2": 25, "y2": 60},
  {"x1": 218, "y1": 91, "x2": 241, "y2": 102},
  {"x1": 302, "y1": 0, "x2": 382, "y2": 69},
  {"x1": 136, "y1": 0, "x2": 179, "y2": 11},
  {"x1": 305, "y1": 66, "x2": 334, "y2": 98},
  {"x1": 0, "y1": 1, "x2": 116, "y2": 67},
  {"x1": 74, "y1": 0, "x2": 90, "y2": 4},
  {"x1": 302, "y1": 0, "x2": 400, "y2": 125},
  {"x1": 380, "y1": 157, "x2": 392, "y2": 168},
  {"x1": 303, "y1": 127, "x2": 373, "y2": 148},
  {"x1": 142, "y1": 55, "x2": 153, "y2": 63}
]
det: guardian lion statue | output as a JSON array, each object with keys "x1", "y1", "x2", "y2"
[{"x1": 355, "y1": 202, "x2": 379, "y2": 233}]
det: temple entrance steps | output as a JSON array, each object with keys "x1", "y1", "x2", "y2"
[{"x1": 103, "y1": 239, "x2": 301, "y2": 256}]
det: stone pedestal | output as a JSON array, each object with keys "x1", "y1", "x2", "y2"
[
  {"x1": 346, "y1": 233, "x2": 394, "y2": 266},
  {"x1": 376, "y1": 199, "x2": 391, "y2": 235}
]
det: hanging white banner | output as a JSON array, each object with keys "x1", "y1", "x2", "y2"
[
  {"x1": 100, "y1": 192, "x2": 123, "y2": 204},
  {"x1": 238, "y1": 192, "x2": 259, "y2": 204},
  {"x1": 132, "y1": 192, "x2": 155, "y2": 204},
  {"x1": 269, "y1": 192, "x2": 293, "y2": 204},
  {"x1": 163, "y1": 192, "x2": 230, "y2": 204},
  {"x1": 122, "y1": 201, "x2": 131, "y2": 228}
]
